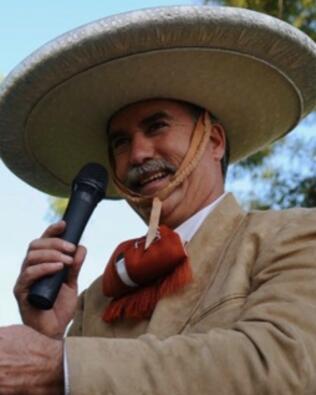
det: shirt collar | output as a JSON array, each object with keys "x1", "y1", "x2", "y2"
[{"x1": 175, "y1": 192, "x2": 227, "y2": 244}]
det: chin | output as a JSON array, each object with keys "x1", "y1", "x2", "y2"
[
  {"x1": 160, "y1": 191, "x2": 186, "y2": 228},
  {"x1": 130, "y1": 184, "x2": 188, "y2": 228}
]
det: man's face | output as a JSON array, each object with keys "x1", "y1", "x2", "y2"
[{"x1": 108, "y1": 99, "x2": 225, "y2": 228}]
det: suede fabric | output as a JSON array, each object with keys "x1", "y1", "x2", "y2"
[{"x1": 66, "y1": 193, "x2": 316, "y2": 394}]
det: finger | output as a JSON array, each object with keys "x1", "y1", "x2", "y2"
[
  {"x1": 41, "y1": 220, "x2": 66, "y2": 238},
  {"x1": 25, "y1": 249, "x2": 74, "y2": 266},
  {"x1": 27, "y1": 238, "x2": 76, "y2": 253},
  {"x1": 14, "y1": 262, "x2": 64, "y2": 296},
  {"x1": 67, "y1": 245, "x2": 87, "y2": 287},
  {"x1": 22, "y1": 240, "x2": 75, "y2": 273}
]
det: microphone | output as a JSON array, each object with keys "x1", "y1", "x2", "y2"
[{"x1": 28, "y1": 163, "x2": 108, "y2": 309}]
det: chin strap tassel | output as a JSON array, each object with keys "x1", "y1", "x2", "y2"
[
  {"x1": 145, "y1": 197, "x2": 162, "y2": 249},
  {"x1": 102, "y1": 225, "x2": 192, "y2": 322}
]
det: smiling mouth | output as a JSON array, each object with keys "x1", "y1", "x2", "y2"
[
  {"x1": 133, "y1": 170, "x2": 171, "y2": 194},
  {"x1": 124, "y1": 159, "x2": 177, "y2": 194},
  {"x1": 139, "y1": 171, "x2": 168, "y2": 186}
]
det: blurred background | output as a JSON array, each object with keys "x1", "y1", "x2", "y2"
[{"x1": 0, "y1": 0, "x2": 315, "y2": 326}]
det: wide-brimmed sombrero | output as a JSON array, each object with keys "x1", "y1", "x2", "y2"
[{"x1": 0, "y1": 6, "x2": 315, "y2": 198}]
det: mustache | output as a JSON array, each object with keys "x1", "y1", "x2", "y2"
[{"x1": 124, "y1": 159, "x2": 177, "y2": 190}]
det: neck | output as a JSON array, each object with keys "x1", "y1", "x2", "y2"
[{"x1": 157, "y1": 187, "x2": 225, "y2": 229}]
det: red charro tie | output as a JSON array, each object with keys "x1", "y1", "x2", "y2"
[{"x1": 102, "y1": 225, "x2": 192, "y2": 322}]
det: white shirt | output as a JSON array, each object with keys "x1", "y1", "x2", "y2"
[{"x1": 175, "y1": 192, "x2": 227, "y2": 244}]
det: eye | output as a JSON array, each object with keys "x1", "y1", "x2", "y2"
[
  {"x1": 110, "y1": 134, "x2": 130, "y2": 154},
  {"x1": 147, "y1": 120, "x2": 168, "y2": 134}
]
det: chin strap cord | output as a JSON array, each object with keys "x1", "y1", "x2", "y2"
[{"x1": 112, "y1": 111, "x2": 213, "y2": 247}]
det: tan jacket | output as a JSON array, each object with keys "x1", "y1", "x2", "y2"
[{"x1": 66, "y1": 193, "x2": 316, "y2": 394}]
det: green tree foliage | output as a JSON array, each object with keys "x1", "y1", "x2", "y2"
[
  {"x1": 204, "y1": 0, "x2": 316, "y2": 40},
  {"x1": 204, "y1": 0, "x2": 316, "y2": 209},
  {"x1": 48, "y1": 197, "x2": 68, "y2": 219},
  {"x1": 228, "y1": 128, "x2": 316, "y2": 209}
]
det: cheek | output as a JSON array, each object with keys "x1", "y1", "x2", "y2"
[
  {"x1": 160, "y1": 140, "x2": 190, "y2": 167},
  {"x1": 112, "y1": 154, "x2": 129, "y2": 181}
]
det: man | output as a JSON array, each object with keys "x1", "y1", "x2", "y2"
[{"x1": 0, "y1": 5, "x2": 316, "y2": 395}]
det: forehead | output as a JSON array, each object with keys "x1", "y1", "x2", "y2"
[{"x1": 108, "y1": 99, "x2": 196, "y2": 131}]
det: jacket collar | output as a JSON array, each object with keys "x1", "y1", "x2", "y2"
[{"x1": 146, "y1": 193, "x2": 246, "y2": 338}]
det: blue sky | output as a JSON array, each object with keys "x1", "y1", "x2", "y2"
[
  {"x1": 0, "y1": 0, "x2": 198, "y2": 325},
  {"x1": 0, "y1": 0, "x2": 314, "y2": 326},
  {"x1": 0, "y1": 0, "x2": 199, "y2": 75}
]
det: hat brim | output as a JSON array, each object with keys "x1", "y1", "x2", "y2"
[{"x1": 0, "y1": 6, "x2": 315, "y2": 198}]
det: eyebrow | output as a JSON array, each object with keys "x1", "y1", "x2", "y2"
[
  {"x1": 108, "y1": 110, "x2": 173, "y2": 138},
  {"x1": 139, "y1": 111, "x2": 173, "y2": 128}
]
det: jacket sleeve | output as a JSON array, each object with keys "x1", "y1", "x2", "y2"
[
  {"x1": 65, "y1": 211, "x2": 316, "y2": 395},
  {"x1": 67, "y1": 291, "x2": 85, "y2": 337}
]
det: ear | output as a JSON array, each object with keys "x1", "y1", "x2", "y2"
[{"x1": 209, "y1": 122, "x2": 226, "y2": 161}]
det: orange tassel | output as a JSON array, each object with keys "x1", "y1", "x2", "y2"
[
  {"x1": 103, "y1": 284, "x2": 159, "y2": 322},
  {"x1": 158, "y1": 258, "x2": 193, "y2": 298},
  {"x1": 103, "y1": 257, "x2": 192, "y2": 323}
]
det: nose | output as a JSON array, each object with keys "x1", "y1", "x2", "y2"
[{"x1": 129, "y1": 132, "x2": 155, "y2": 166}]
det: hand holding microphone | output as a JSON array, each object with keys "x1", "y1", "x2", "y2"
[{"x1": 14, "y1": 163, "x2": 108, "y2": 338}]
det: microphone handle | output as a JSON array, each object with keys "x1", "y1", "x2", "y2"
[{"x1": 28, "y1": 190, "x2": 98, "y2": 310}]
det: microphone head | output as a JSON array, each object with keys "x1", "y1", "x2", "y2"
[{"x1": 73, "y1": 163, "x2": 108, "y2": 198}]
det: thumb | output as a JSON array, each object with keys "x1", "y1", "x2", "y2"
[{"x1": 67, "y1": 245, "x2": 87, "y2": 288}]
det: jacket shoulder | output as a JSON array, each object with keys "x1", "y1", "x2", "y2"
[{"x1": 245, "y1": 205, "x2": 316, "y2": 231}]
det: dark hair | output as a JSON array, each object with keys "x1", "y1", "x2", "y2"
[{"x1": 182, "y1": 101, "x2": 230, "y2": 180}]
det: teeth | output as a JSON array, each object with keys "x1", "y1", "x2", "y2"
[{"x1": 140, "y1": 172, "x2": 166, "y2": 186}]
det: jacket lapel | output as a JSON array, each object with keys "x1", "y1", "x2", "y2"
[{"x1": 146, "y1": 193, "x2": 246, "y2": 338}]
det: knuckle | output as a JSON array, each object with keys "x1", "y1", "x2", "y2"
[
  {"x1": 13, "y1": 285, "x2": 23, "y2": 301},
  {"x1": 28, "y1": 239, "x2": 37, "y2": 250},
  {"x1": 48, "y1": 222, "x2": 62, "y2": 233},
  {"x1": 26, "y1": 250, "x2": 33, "y2": 259},
  {"x1": 47, "y1": 223, "x2": 57, "y2": 233},
  {"x1": 25, "y1": 250, "x2": 36, "y2": 263},
  {"x1": 49, "y1": 238, "x2": 62, "y2": 249},
  {"x1": 23, "y1": 266, "x2": 36, "y2": 280},
  {"x1": 47, "y1": 249, "x2": 61, "y2": 261},
  {"x1": 59, "y1": 251, "x2": 68, "y2": 261},
  {"x1": 13, "y1": 285, "x2": 19, "y2": 297},
  {"x1": 23, "y1": 267, "x2": 31, "y2": 277}
]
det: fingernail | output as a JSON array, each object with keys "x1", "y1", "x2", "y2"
[
  {"x1": 63, "y1": 242, "x2": 76, "y2": 252},
  {"x1": 64, "y1": 255, "x2": 74, "y2": 264},
  {"x1": 55, "y1": 262, "x2": 64, "y2": 269}
]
